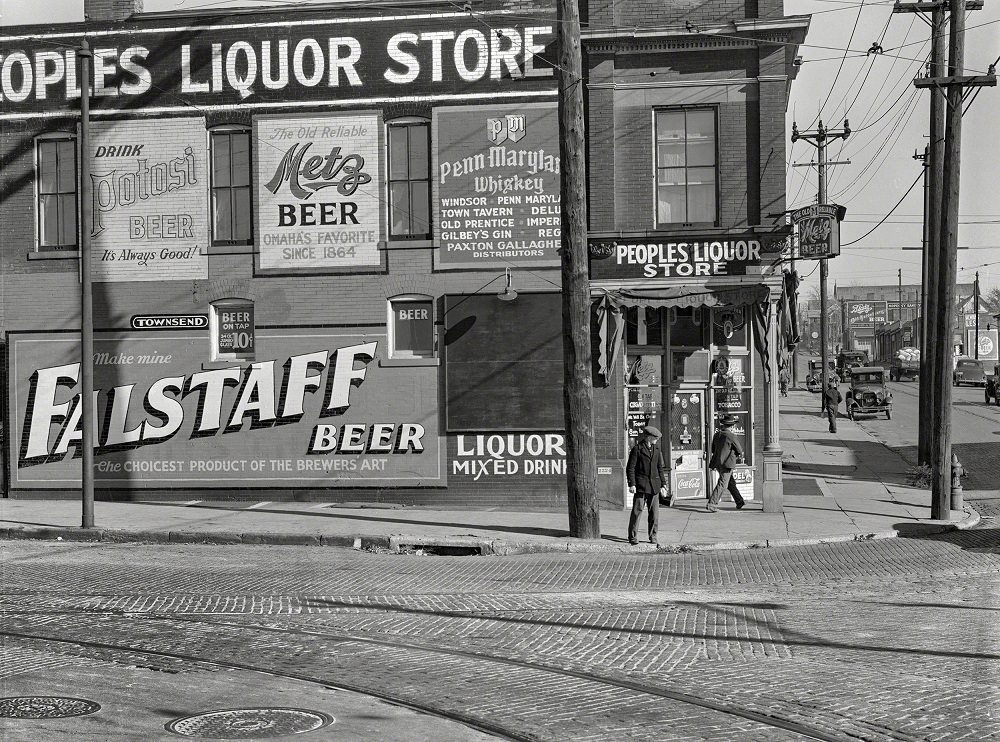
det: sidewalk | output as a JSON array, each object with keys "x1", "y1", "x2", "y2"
[{"x1": 0, "y1": 389, "x2": 977, "y2": 555}]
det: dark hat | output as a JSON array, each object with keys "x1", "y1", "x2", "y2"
[
  {"x1": 642, "y1": 425, "x2": 662, "y2": 438},
  {"x1": 719, "y1": 415, "x2": 738, "y2": 427}
]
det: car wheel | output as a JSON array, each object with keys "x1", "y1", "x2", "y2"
[
  {"x1": 987, "y1": 389, "x2": 992, "y2": 403},
  {"x1": 886, "y1": 410, "x2": 891, "y2": 420}
]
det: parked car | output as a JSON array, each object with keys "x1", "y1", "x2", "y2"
[
  {"x1": 805, "y1": 360, "x2": 838, "y2": 393},
  {"x1": 837, "y1": 350, "x2": 870, "y2": 378},
  {"x1": 845, "y1": 366, "x2": 892, "y2": 420},
  {"x1": 954, "y1": 357, "x2": 987, "y2": 387},
  {"x1": 985, "y1": 364, "x2": 1000, "y2": 405}
]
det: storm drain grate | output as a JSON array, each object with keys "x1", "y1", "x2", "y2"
[
  {"x1": 0, "y1": 696, "x2": 101, "y2": 719},
  {"x1": 165, "y1": 708, "x2": 334, "y2": 738}
]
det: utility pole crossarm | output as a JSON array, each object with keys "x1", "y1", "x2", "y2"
[
  {"x1": 914, "y1": 74, "x2": 997, "y2": 88},
  {"x1": 893, "y1": 0, "x2": 982, "y2": 10}
]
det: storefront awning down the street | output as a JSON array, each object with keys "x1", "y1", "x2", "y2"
[{"x1": 592, "y1": 284, "x2": 771, "y2": 386}]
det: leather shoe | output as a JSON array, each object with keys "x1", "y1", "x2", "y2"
[
  {"x1": 629, "y1": 540, "x2": 638, "y2": 545},
  {"x1": 736, "y1": 501, "x2": 745, "y2": 510},
  {"x1": 706, "y1": 504, "x2": 718, "y2": 513}
]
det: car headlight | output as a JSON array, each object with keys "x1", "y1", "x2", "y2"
[{"x1": 876, "y1": 392, "x2": 883, "y2": 402}]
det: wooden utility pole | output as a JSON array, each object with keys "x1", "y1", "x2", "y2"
[
  {"x1": 557, "y1": 0, "x2": 600, "y2": 538},
  {"x1": 975, "y1": 271, "x2": 980, "y2": 358},
  {"x1": 791, "y1": 119, "x2": 850, "y2": 405},
  {"x1": 78, "y1": 40, "x2": 96, "y2": 529},
  {"x1": 915, "y1": 0, "x2": 996, "y2": 517}
]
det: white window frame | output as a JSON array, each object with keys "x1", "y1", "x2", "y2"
[
  {"x1": 209, "y1": 125, "x2": 253, "y2": 246},
  {"x1": 384, "y1": 116, "x2": 432, "y2": 240},
  {"x1": 34, "y1": 132, "x2": 79, "y2": 252},
  {"x1": 210, "y1": 297, "x2": 255, "y2": 362},
  {"x1": 387, "y1": 293, "x2": 435, "y2": 359}
]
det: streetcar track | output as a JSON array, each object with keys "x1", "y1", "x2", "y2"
[
  {"x1": 889, "y1": 382, "x2": 1000, "y2": 426},
  {"x1": 1, "y1": 609, "x2": 856, "y2": 742}
]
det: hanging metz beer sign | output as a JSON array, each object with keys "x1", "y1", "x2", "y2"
[
  {"x1": 588, "y1": 234, "x2": 776, "y2": 280},
  {"x1": 792, "y1": 204, "x2": 843, "y2": 259}
]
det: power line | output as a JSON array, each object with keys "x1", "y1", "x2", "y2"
[{"x1": 841, "y1": 170, "x2": 924, "y2": 245}]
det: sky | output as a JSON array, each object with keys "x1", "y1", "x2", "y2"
[{"x1": 3, "y1": 0, "x2": 999, "y2": 292}]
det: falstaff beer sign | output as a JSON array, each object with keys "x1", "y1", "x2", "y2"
[
  {"x1": 588, "y1": 234, "x2": 776, "y2": 280},
  {"x1": 791, "y1": 204, "x2": 844, "y2": 259},
  {"x1": 256, "y1": 113, "x2": 382, "y2": 270},
  {"x1": 89, "y1": 117, "x2": 209, "y2": 282},
  {"x1": 8, "y1": 330, "x2": 442, "y2": 488},
  {"x1": 435, "y1": 103, "x2": 561, "y2": 268}
]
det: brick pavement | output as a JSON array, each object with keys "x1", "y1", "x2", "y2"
[{"x1": 2, "y1": 521, "x2": 1000, "y2": 741}]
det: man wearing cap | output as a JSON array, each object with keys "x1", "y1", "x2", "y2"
[
  {"x1": 823, "y1": 378, "x2": 842, "y2": 433},
  {"x1": 626, "y1": 425, "x2": 670, "y2": 545},
  {"x1": 708, "y1": 415, "x2": 746, "y2": 512}
]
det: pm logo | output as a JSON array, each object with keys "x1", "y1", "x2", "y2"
[{"x1": 487, "y1": 115, "x2": 526, "y2": 144}]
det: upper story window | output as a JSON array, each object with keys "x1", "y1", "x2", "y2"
[
  {"x1": 655, "y1": 108, "x2": 717, "y2": 226},
  {"x1": 36, "y1": 135, "x2": 77, "y2": 251},
  {"x1": 210, "y1": 128, "x2": 252, "y2": 245},
  {"x1": 387, "y1": 120, "x2": 430, "y2": 239}
]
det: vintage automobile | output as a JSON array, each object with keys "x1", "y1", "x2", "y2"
[
  {"x1": 953, "y1": 357, "x2": 987, "y2": 387},
  {"x1": 845, "y1": 366, "x2": 892, "y2": 420},
  {"x1": 805, "y1": 360, "x2": 838, "y2": 392},
  {"x1": 985, "y1": 364, "x2": 1000, "y2": 405},
  {"x1": 836, "y1": 350, "x2": 870, "y2": 378}
]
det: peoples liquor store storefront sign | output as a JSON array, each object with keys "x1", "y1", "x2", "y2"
[
  {"x1": 589, "y1": 234, "x2": 779, "y2": 280},
  {"x1": 7, "y1": 330, "x2": 443, "y2": 490}
]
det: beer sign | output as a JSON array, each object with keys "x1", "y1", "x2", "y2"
[
  {"x1": 792, "y1": 204, "x2": 843, "y2": 259},
  {"x1": 845, "y1": 300, "x2": 888, "y2": 328}
]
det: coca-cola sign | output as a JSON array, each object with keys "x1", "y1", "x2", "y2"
[{"x1": 792, "y1": 204, "x2": 843, "y2": 259}]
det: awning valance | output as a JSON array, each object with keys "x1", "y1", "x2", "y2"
[{"x1": 599, "y1": 284, "x2": 770, "y2": 310}]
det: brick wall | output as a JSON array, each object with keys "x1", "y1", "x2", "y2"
[{"x1": 85, "y1": 0, "x2": 142, "y2": 22}]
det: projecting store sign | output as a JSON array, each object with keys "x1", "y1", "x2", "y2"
[
  {"x1": 791, "y1": 204, "x2": 843, "y2": 259},
  {"x1": 588, "y1": 234, "x2": 779, "y2": 280}
]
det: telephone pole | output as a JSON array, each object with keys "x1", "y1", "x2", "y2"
[
  {"x1": 975, "y1": 271, "x2": 980, "y2": 358},
  {"x1": 557, "y1": 0, "x2": 600, "y2": 538},
  {"x1": 914, "y1": 0, "x2": 996, "y2": 518},
  {"x1": 791, "y1": 119, "x2": 850, "y2": 405}
]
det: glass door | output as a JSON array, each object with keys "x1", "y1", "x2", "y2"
[{"x1": 669, "y1": 388, "x2": 707, "y2": 499}]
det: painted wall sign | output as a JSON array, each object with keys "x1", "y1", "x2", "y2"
[
  {"x1": 588, "y1": 233, "x2": 780, "y2": 280},
  {"x1": 845, "y1": 300, "x2": 888, "y2": 328},
  {"x1": 450, "y1": 433, "x2": 566, "y2": 480},
  {"x1": 89, "y1": 117, "x2": 209, "y2": 281},
  {"x1": 0, "y1": 17, "x2": 556, "y2": 116},
  {"x1": 434, "y1": 103, "x2": 561, "y2": 268},
  {"x1": 255, "y1": 113, "x2": 382, "y2": 270},
  {"x1": 792, "y1": 203, "x2": 842, "y2": 259},
  {"x1": 130, "y1": 315, "x2": 208, "y2": 330},
  {"x1": 7, "y1": 329, "x2": 442, "y2": 488}
]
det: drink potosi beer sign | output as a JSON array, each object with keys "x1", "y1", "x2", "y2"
[
  {"x1": 8, "y1": 330, "x2": 441, "y2": 488},
  {"x1": 0, "y1": 19, "x2": 556, "y2": 115},
  {"x1": 845, "y1": 300, "x2": 888, "y2": 328},
  {"x1": 792, "y1": 204, "x2": 843, "y2": 259},
  {"x1": 588, "y1": 234, "x2": 779, "y2": 280},
  {"x1": 256, "y1": 114, "x2": 382, "y2": 269},
  {"x1": 435, "y1": 103, "x2": 561, "y2": 268},
  {"x1": 89, "y1": 118, "x2": 209, "y2": 282}
]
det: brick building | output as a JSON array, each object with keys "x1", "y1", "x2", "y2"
[{"x1": 0, "y1": 0, "x2": 808, "y2": 508}]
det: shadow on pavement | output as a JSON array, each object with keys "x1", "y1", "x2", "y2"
[
  {"x1": 893, "y1": 523, "x2": 1000, "y2": 551},
  {"x1": 794, "y1": 438, "x2": 912, "y2": 487}
]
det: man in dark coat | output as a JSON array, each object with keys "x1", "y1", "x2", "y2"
[
  {"x1": 626, "y1": 425, "x2": 669, "y2": 545},
  {"x1": 823, "y1": 379, "x2": 842, "y2": 433},
  {"x1": 707, "y1": 415, "x2": 746, "y2": 512}
]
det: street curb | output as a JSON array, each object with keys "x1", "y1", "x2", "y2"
[{"x1": 0, "y1": 505, "x2": 981, "y2": 553}]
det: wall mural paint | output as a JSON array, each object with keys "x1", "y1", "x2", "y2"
[
  {"x1": 89, "y1": 117, "x2": 209, "y2": 281},
  {"x1": 255, "y1": 113, "x2": 383, "y2": 270},
  {"x1": 8, "y1": 329, "x2": 442, "y2": 488}
]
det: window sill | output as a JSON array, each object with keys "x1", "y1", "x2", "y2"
[
  {"x1": 201, "y1": 243, "x2": 254, "y2": 255},
  {"x1": 385, "y1": 238, "x2": 434, "y2": 249},
  {"x1": 201, "y1": 359, "x2": 253, "y2": 370},
  {"x1": 379, "y1": 357, "x2": 439, "y2": 368},
  {"x1": 28, "y1": 250, "x2": 79, "y2": 260}
]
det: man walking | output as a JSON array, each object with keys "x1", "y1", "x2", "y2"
[
  {"x1": 626, "y1": 426, "x2": 669, "y2": 545},
  {"x1": 823, "y1": 378, "x2": 842, "y2": 433},
  {"x1": 707, "y1": 415, "x2": 746, "y2": 513}
]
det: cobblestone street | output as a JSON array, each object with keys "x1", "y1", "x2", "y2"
[{"x1": 2, "y1": 501, "x2": 999, "y2": 741}]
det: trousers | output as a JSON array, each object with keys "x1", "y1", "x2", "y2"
[
  {"x1": 628, "y1": 491, "x2": 659, "y2": 543},
  {"x1": 827, "y1": 406, "x2": 838, "y2": 433},
  {"x1": 709, "y1": 468, "x2": 745, "y2": 507}
]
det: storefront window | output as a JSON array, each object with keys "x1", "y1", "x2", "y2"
[
  {"x1": 389, "y1": 295, "x2": 434, "y2": 358},
  {"x1": 669, "y1": 307, "x2": 705, "y2": 346},
  {"x1": 712, "y1": 307, "x2": 749, "y2": 348},
  {"x1": 625, "y1": 307, "x2": 664, "y2": 346}
]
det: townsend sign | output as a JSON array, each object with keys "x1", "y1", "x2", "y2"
[
  {"x1": 588, "y1": 234, "x2": 779, "y2": 280},
  {"x1": 7, "y1": 330, "x2": 442, "y2": 488},
  {"x1": 0, "y1": 17, "x2": 556, "y2": 117}
]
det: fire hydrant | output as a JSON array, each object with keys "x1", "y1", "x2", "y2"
[{"x1": 950, "y1": 454, "x2": 965, "y2": 513}]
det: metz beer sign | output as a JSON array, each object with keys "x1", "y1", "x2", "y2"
[{"x1": 792, "y1": 204, "x2": 843, "y2": 259}]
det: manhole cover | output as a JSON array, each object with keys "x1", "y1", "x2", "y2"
[
  {"x1": 165, "y1": 708, "x2": 334, "y2": 739},
  {"x1": 0, "y1": 696, "x2": 101, "y2": 719}
]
